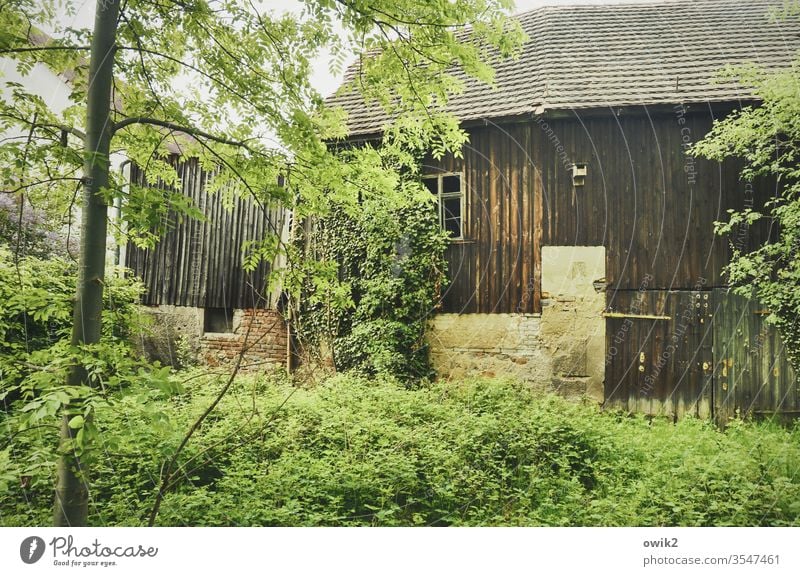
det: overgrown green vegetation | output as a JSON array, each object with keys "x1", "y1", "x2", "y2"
[
  {"x1": 0, "y1": 247, "x2": 173, "y2": 497},
  {"x1": 3, "y1": 373, "x2": 799, "y2": 527},
  {"x1": 294, "y1": 198, "x2": 448, "y2": 382},
  {"x1": 0, "y1": 246, "x2": 151, "y2": 394},
  {"x1": 2, "y1": 0, "x2": 526, "y2": 524}
]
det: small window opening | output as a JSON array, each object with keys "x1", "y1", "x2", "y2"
[{"x1": 204, "y1": 307, "x2": 233, "y2": 333}]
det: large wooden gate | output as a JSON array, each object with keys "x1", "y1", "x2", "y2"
[
  {"x1": 604, "y1": 289, "x2": 797, "y2": 422},
  {"x1": 712, "y1": 289, "x2": 800, "y2": 423}
]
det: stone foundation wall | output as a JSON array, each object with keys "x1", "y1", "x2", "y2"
[
  {"x1": 139, "y1": 306, "x2": 287, "y2": 370},
  {"x1": 137, "y1": 305, "x2": 204, "y2": 368},
  {"x1": 428, "y1": 246, "x2": 606, "y2": 402}
]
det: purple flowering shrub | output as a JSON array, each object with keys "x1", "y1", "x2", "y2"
[{"x1": 0, "y1": 193, "x2": 75, "y2": 259}]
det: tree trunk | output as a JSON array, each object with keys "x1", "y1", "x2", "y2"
[{"x1": 53, "y1": 0, "x2": 120, "y2": 527}]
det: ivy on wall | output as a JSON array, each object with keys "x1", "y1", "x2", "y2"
[{"x1": 294, "y1": 194, "x2": 449, "y2": 383}]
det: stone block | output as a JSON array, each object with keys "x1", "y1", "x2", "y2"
[
  {"x1": 552, "y1": 346, "x2": 588, "y2": 377},
  {"x1": 542, "y1": 246, "x2": 605, "y2": 299}
]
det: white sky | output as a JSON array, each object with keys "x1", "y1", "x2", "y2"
[{"x1": 57, "y1": 0, "x2": 668, "y2": 97}]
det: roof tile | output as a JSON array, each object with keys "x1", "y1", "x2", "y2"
[{"x1": 328, "y1": 0, "x2": 800, "y2": 135}]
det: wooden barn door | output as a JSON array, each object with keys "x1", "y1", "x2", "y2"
[
  {"x1": 605, "y1": 288, "x2": 798, "y2": 422},
  {"x1": 604, "y1": 289, "x2": 714, "y2": 419},
  {"x1": 712, "y1": 289, "x2": 799, "y2": 424}
]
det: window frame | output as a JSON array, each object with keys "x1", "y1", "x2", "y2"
[{"x1": 421, "y1": 171, "x2": 465, "y2": 240}]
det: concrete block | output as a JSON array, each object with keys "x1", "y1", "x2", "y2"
[{"x1": 542, "y1": 246, "x2": 605, "y2": 299}]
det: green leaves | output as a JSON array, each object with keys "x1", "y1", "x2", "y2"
[
  {"x1": 692, "y1": 48, "x2": 800, "y2": 369},
  {"x1": 295, "y1": 193, "x2": 447, "y2": 382},
  {"x1": 67, "y1": 414, "x2": 84, "y2": 429}
]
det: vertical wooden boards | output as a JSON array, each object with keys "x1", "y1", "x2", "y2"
[
  {"x1": 125, "y1": 156, "x2": 283, "y2": 310},
  {"x1": 713, "y1": 289, "x2": 799, "y2": 424},
  {"x1": 606, "y1": 288, "x2": 798, "y2": 421},
  {"x1": 428, "y1": 123, "x2": 539, "y2": 314},
  {"x1": 604, "y1": 289, "x2": 713, "y2": 419},
  {"x1": 539, "y1": 111, "x2": 772, "y2": 292}
]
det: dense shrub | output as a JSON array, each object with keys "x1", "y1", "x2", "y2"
[
  {"x1": 0, "y1": 246, "x2": 148, "y2": 398},
  {"x1": 3, "y1": 374, "x2": 799, "y2": 527},
  {"x1": 0, "y1": 246, "x2": 169, "y2": 525},
  {"x1": 295, "y1": 199, "x2": 448, "y2": 383}
]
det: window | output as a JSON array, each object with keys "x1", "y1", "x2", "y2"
[
  {"x1": 422, "y1": 172, "x2": 464, "y2": 239},
  {"x1": 204, "y1": 307, "x2": 233, "y2": 333}
]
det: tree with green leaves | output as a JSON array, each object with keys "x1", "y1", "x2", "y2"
[
  {"x1": 692, "y1": 5, "x2": 800, "y2": 371},
  {"x1": 1, "y1": 0, "x2": 523, "y2": 526}
]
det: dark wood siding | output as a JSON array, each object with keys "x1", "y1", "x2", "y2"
[
  {"x1": 604, "y1": 289, "x2": 714, "y2": 419},
  {"x1": 125, "y1": 157, "x2": 286, "y2": 310},
  {"x1": 713, "y1": 289, "x2": 799, "y2": 423},
  {"x1": 604, "y1": 288, "x2": 798, "y2": 421},
  {"x1": 425, "y1": 123, "x2": 540, "y2": 314},
  {"x1": 427, "y1": 109, "x2": 774, "y2": 315},
  {"x1": 536, "y1": 110, "x2": 775, "y2": 291}
]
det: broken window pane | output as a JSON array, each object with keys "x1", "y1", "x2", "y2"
[{"x1": 443, "y1": 197, "x2": 462, "y2": 237}]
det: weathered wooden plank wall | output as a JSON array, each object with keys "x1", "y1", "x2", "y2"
[
  {"x1": 713, "y1": 289, "x2": 799, "y2": 423},
  {"x1": 425, "y1": 122, "x2": 539, "y2": 314},
  {"x1": 604, "y1": 289, "x2": 714, "y2": 419},
  {"x1": 428, "y1": 108, "x2": 795, "y2": 420},
  {"x1": 125, "y1": 157, "x2": 286, "y2": 310},
  {"x1": 429, "y1": 109, "x2": 775, "y2": 315},
  {"x1": 535, "y1": 110, "x2": 775, "y2": 291}
]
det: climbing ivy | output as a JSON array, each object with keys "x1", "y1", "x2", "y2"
[{"x1": 295, "y1": 183, "x2": 448, "y2": 384}]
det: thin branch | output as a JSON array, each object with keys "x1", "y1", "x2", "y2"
[
  {"x1": 111, "y1": 116, "x2": 252, "y2": 150},
  {"x1": 1, "y1": 176, "x2": 83, "y2": 196},
  {"x1": 117, "y1": 8, "x2": 167, "y2": 119},
  {"x1": 0, "y1": 45, "x2": 91, "y2": 55},
  {"x1": 0, "y1": 109, "x2": 87, "y2": 141},
  {"x1": 147, "y1": 312, "x2": 287, "y2": 525},
  {"x1": 190, "y1": 137, "x2": 289, "y2": 246}
]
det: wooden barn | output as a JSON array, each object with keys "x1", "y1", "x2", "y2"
[
  {"x1": 123, "y1": 155, "x2": 290, "y2": 369},
  {"x1": 329, "y1": 0, "x2": 800, "y2": 422}
]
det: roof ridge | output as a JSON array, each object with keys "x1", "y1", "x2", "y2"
[{"x1": 514, "y1": 0, "x2": 772, "y2": 16}]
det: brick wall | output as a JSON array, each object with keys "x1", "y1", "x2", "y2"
[{"x1": 202, "y1": 309, "x2": 288, "y2": 369}]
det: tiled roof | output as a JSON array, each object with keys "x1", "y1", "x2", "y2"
[{"x1": 328, "y1": 0, "x2": 800, "y2": 135}]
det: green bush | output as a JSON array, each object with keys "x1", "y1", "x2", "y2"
[
  {"x1": 0, "y1": 245, "x2": 170, "y2": 525},
  {"x1": 0, "y1": 246, "x2": 147, "y2": 378},
  {"x1": 296, "y1": 199, "x2": 448, "y2": 383},
  {"x1": 4, "y1": 373, "x2": 799, "y2": 527}
]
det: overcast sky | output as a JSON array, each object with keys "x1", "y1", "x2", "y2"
[{"x1": 57, "y1": 0, "x2": 669, "y2": 96}]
